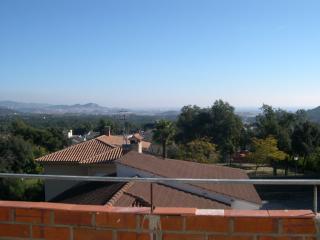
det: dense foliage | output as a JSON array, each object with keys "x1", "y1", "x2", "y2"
[
  {"x1": 153, "y1": 101, "x2": 320, "y2": 175},
  {"x1": 249, "y1": 105, "x2": 320, "y2": 174},
  {"x1": 0, "y1": 118, "x2": 70, "y2": 201},
  {"x1": 0, "y1": 135, "x2": 43, "y2": 201},
  {"x1": 170, "y1": 138, "x2": 220, "y2": 163},
  {"x1": 171, "y1": 100, "x2": 242, "y2": 163}
]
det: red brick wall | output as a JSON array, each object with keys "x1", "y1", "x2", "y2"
[{"x1": 0, "y1": 201, "x2": 317, "y2": 240}]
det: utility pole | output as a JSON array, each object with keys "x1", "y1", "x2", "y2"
[{"x1": 118, "y1": 111, "x2": 128, "y2": 145}]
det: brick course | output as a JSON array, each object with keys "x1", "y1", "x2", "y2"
[
  {"x1": 186, "y1": 216, "x2": 229, "y2": 232},
  {"x1": 233, "y1": 217, "x2": 278, "y2": 233},
  {"x1": 15, "y1": 208, "x2": 51, "y2": 224},
  {"x1": 0, "y1": 201, "x2": 317, "y2": 240},
  {"x1": 32, "y1": 225, "x2": 71, "y2": 240},
  {"x1": 73, "y1": 227, "x2": 113, "y2": 240},
  {"x1": 95, "y1": 212, "x2": 137, "y2": 229},
  {"x1": 54, "y1": 210, "x2": 93, "y2": 226},
  {"x1": 0, "y1": 223, "x2": 30, "y2": 238},
  {"x1": 0, "y1": 207, "x2": 11, "y2": 221}
]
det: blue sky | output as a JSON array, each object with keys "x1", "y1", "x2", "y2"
[{"x1": 0, "y1": 0, "x2": 319, "y2": 109}]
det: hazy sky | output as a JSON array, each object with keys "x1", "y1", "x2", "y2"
[{"x1": 0, "y1": 0, "x2": 319, "y2": 108}]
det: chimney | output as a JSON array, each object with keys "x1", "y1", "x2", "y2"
[
  {"x1": 67, "y1": 130, "x2": 73, "y2": 139},
  {"x1": 137, "y1": 141, "x2": 142, "y2": 154},
  {"x1": 129, "y1": 138, "x2": 143, "y2": 154}
]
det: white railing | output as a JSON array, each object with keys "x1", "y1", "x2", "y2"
[{"x1": 0, "y1": 173, "x2": 318, "y2": 213}]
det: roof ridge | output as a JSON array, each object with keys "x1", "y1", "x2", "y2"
[
  {"x1": 105, "y1": 181, "x2": 135, "y2": 207},
  {"x1": 36, "y1": 138, "x2": 97, "y2": 161},
  {"x1": 36, "y1": 136, "x2": 116, "y2": 163}
]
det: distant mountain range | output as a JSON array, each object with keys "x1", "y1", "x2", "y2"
[
  {"x1": 0, "y1": 100, "x2": 129, "y2": 115},
  {"x1": 0, "y1": 100, "x2": 180, "y2": 116},
  {"x1": 1, "y1": 100, "x2": 320, "y2": 122}
]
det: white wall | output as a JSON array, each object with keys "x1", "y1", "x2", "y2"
[
  {"x1": 87, "y1": 164, "x2": 116, "y2": 176},
  {"x1": 44, "y1": 164, "x2": 87, "y2": 201},
  {"x1": 44, "y1": 164, "x2": 116, "y2": 201}
]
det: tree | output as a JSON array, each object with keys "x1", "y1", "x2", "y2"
[
  {"x1": 175, "y1": 100, "x2": 243, "y2": 163},
  {"x1": 0, "y1": 136, "x2": 37, "y2": 174},
  {"x1": 153, "y1": 120, "x2": 175, "y2": 158},
  {"x1": 207, "y1": 100, "x2": 243, "y2": 163},
  {"x1": 73, "y1": 124, "x2": 91, "y2": 136},
  {"x1": 176, "y1": 105, "x2": 202, "y2": 143},
  {"x1": 248, "y1": 136, "x2": 287, "y2": 175},
  {"x1": 10, "y1": 119, "x2": 67, "y2": 152},
  {"x1": 182, "y1": 138, "x2": 220, "y2": 163},
  {"x1": 97, "y1": 119, "x2": 107, "y2": 133},
  {"x1": 308, "y1": 147, "x2": 320, "y2": 171},
  {"x1": 255, "y1": 105, "x2": 279, "y2": 138},
  {"x1": 254, "y1": 105, "x2": 307, "y2": 175},
  {"x1": 292, "y1": 121, "x2": 320, "y2": 168},
  {"x1": 0, "y1": 135, "x2": 43, "y2": 200}
]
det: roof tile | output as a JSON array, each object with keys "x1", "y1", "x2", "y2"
[{"x1": 36, "y1": 136, "x2": 123, "y2": 164}]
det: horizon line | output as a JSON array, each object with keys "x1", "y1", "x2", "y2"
[{"x1": 0, "y1": 99, "x2": 317, "y2": 111}]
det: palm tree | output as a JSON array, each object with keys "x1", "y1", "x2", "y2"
[{"x1": 153, "y1": 120, "x2": 175, "y2": 158}]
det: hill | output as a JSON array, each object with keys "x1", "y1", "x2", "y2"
[
  {"x1": 0, "y1": 100, "x2": 50, "y2": 112},
  {"x1": 0, "y1": 101, "x2": 124, "y2": 115},
  {"x1": 306, "y1": 106, "x2": 320, "y2": 123},
  {"x1": 0, "y1": 100, "x2": 177, "y2": 116}
]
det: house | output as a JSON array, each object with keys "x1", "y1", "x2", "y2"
[
  {"x1": 36, "y1": 132, "x2": 152, "y2": 200},
  {"x1": 49, "y1": 151, "x2": 262, "y2": 209},
  {"x1": 66, "y1": 129, "x2": 100, "y2": 145},
  {"x1": 36, "y1": 136, "x2": 124, "y2": 200}
]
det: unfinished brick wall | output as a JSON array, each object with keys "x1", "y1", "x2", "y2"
[{"x1": 0, "y1": 201, "x2": 318, "y2": 240}]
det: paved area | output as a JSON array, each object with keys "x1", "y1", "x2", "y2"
[{"x1": 257, "y1": 185, "x2": 317, "y2": 210}]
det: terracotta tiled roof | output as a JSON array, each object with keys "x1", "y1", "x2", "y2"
[
  {"x1": 108, "y1": 182, "x2": 231, "y2": 209},
  {"x1": 80, "y1": 147, "x2": 123, "y2": 164},
  {"x1": 96, "y1": 135, "x2": 126, "y2": 146},
  {"x1": 97, "y1": 134, "x2": 151, "y2": 150},
  {"x1": 50, "y1": 181, "x2": 125, "y2": 204},
  {"x1": 51, "y1": 181, "x2": 230, "y2": 209},
  {"x1": 36, "y1": 136, "x2": 123, "y2": 164},
  {"x1": 105, "y1": 182, "x2": 135, "y2": 207},
  {"x1": 116, "y1": 151, "x2": 262, "y2": 205}
]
